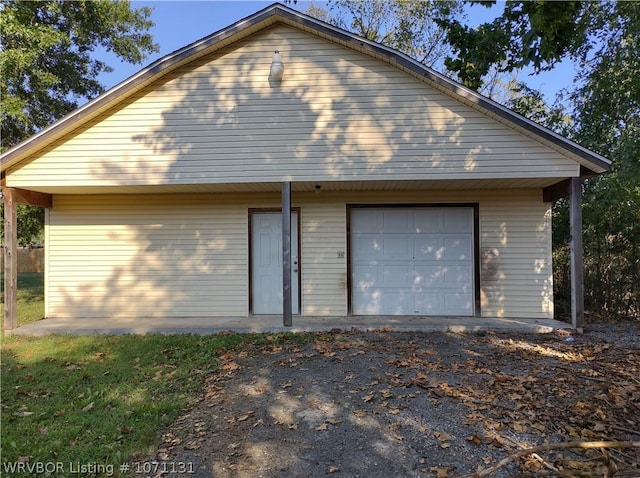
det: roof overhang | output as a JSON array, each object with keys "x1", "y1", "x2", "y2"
[{"x1": 0, "y1": 2, "x2": 611, "y2": 176}]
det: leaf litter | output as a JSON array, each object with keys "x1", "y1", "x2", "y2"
[{"x1": 138, "y1": 322, "x2": 639, "y2": 477}]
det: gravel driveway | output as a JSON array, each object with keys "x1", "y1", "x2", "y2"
[{"x1": 140, "y1": 322, "x2": 640, "y2": 478}]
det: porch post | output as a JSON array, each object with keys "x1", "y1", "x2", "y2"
[
  {"x1": 282, "y1": 181, "x2": 292, "y2": 327},
  {"x1": 569, "y1": 177, "x2": 584, "y2": 331},
  {"x1": 3, "y1": 187, "x2": 18, "y2": 331}
]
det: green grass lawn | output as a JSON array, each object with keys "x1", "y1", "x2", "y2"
[
  {"x1": 1, "y1": 272, "x2": 45, "y2": 328},
  {"x1": 1, "y1": 333, "x2": 254, "y2": 473}
]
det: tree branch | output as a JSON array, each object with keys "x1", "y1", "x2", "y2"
[{"x1": 468, "y1": 441, "x2": 640, "y2": 478}]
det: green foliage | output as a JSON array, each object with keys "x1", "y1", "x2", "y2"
[
  {"x1": 504, "y1": 2, "x2": 640, "y2": 318},
  {"x1": 0, "y1": 0, "x2": 159, "y2": 150},
  {"x1": 436, "y1": 0, "x2": 591, "y2": 89},
  {"x1": 0, "y1": 204, "x2": 44, "y2": 246},
  {"x1": 506, "y1": 82, "x2": 572, "y2": 135},
  {"x1": 572, "y1": 2, "x2": 640, "y2": 317}
]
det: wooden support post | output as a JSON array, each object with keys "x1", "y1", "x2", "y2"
[
  {"x1": 3, "y1": 188, "x2": 18, "y2": 331},
  {"x1": 569, "y1": 177, "x2": 584, "y2": 331},
  {"x1": 282, "y1": 182, "x2": 292, "y2": 327}
]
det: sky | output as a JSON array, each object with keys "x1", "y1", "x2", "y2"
[{"x1": 98, "y1": 1, "x2": 577, "y2": 104}]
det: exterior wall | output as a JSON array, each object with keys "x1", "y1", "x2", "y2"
[
  {"x1": 479, "y1": 196, "x2": 554, "y2": 318},
  {"x1": 46, "y1": 190, "x2": 552, "y2": 320},
  {"x1": 9, "y1": 25, "x2": 578, "y2": 189},
  {"x1": 47, "y1": 194, "x2": 250, "y2": 318}
]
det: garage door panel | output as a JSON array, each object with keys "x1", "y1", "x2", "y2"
[
  {"x1": 414, "y1": 209, "x2": 445, "y2": 233},
  {"x1": 353, "y1": 289, "x2": 415, "y2": 315},
  {"x1": 444, "y1": 208, "x2": 474, "y2": 232},
  {"x1": 414, "y1": 265, "x2": 444, "y2": 287},
  {"x1": 444, "y1": 292, "x2": 473, "y2": 315},
  {"x1": 382, "y1": 264, "x2": 413, "y2": 287},
  {"x1": 441, "y1": 265, "x2": 473, "y2": 287},
  {"x1": 351, "y1": 209, "x2": 382, "y2": 233},
  {"x1": 383, "y1": 237, "x2": 411, "y2": 260},
  {"x1": 414, "y1": 237, "x2": 444, "y2": 260},
  {"x1": 351, "y1": 207, "x2": 475, "y2": 316},
  {"x1": 414, "y1": 291, "x2": 444, "y2": 314},
  {"x1": 352, "y1": 235, "x2": 381, "y2": 260},
  {"x1": 352, "y1": 264, "x2": 378, "y2": 288},
  {"x1": 446, "y1": 236, "x2": 473, "y2": 260},
  {"x1": 383, "y1": 209, "x2": 413, "y2": 233}
]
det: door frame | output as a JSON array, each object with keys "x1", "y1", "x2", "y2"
[
  {"x1": 346, "y1": 203, "x2": 481, "y2": 317},
  {"x1": 248, "y1": 207, "x2": 302, "y2": 315}
]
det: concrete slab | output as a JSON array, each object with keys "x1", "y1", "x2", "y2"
[{"x1": 6, "y1": 315, "x2": 572, "y2": 336}]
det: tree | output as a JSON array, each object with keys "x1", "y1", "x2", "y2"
[
  {"x1": 435, "y1": 0, "x2": 593, "y2": 89},
  {"x1": 308, "y1": 0, "x2": 464, "y2": 72},
  {"x1": 497, "y1": 2, "x2": 640, "y2": 318},
  {"x1": 570, "y1": 2, "x2": 640, "y2": 317},
  {"x1": 1, "y1": 0, "x2": 158, "y2": 246},
  {"x1": 1, "y1": 0, "x2": 158, "y2": 149}
]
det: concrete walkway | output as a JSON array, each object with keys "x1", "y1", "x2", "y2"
[{"x1": 7, "y1": 315, "x2": 572, "y2": 336}]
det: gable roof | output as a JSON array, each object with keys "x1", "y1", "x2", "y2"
[{"x1": 0, "y1": 2, "x2": 610, "y2": 176}]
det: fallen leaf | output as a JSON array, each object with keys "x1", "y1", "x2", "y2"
[
  {"x1": 434, "y1": 431, "x2": 453, "y2": 442},
  {"x1": 363, "y1": 394, "x2": 375, "y2": 403},
  {"x1": 434, "y1": 431, "x2": 453, "y2": 449},
  {"x1": 328, "y1": 466, "x2": 340, "y2": 473},
  {"x1": 316, "y1": 423, "x2": 329, "y2": 431},
  {"x1": 237, "y1": 412, "x2": 254, "y2": 422},
  {"x1": 81, "y1": 402, "x2": 94, "y2": 412},
  {"x1": 531, "y1": 422, "x2": 546, "y2": 432},
  {"x1": 353, "y1": 410, "x2": 367, "y2": 418},
  {"x1": 466, "y1": 434, "x2": 483, "y2": 445},
  {"x1": 430, "y1": 466, "x2": 451, "y2": 478},
  {"x1": 513, "y1": 422, "x2": 527, "y2": 433},
  {"x1": 184, "y1": 440, "x2": 201, "y2": 450},
  {"x1": 281, "y1": 380, "x2": 293, "y2": 389},
  {"x1": 327, "y1": 419, "x2": 343, "y2": 425},
  {"x1": 594, "y1": 422, "x2": 607, "y2": 432}
]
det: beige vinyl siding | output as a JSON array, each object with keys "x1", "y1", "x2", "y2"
[
  {"x1": 9, "y1": 25, "x2": 578, "y2": 189},
  {"x1": 301, "y1": 202, "x2": 347, "y2": 316},
  {"x1": 47, "y1": 195, "x2": 249, "y2": 318},
  {"x1": 479, "y1": 197, "x2": 554, "y2": 318},
  {"x1": 45, "y1": 189, "x2": 552, "y2": 320}
]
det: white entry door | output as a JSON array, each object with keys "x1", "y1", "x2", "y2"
[
  {"x1": 351, "y1": 207, "x2": 474, "y2": 316},
  {"x1": 251, "y1": 211, "x2": 299, "y2": 314}
]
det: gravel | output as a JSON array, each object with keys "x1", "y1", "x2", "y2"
[{"x1": 138, "y1": 322, "x2": 640, "y2": 478}]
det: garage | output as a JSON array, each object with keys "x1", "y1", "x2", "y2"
[{"x1": 350, "y1": 206, "x2": 476, "y2": 316}]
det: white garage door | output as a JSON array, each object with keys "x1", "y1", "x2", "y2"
[{"x1": 351, "y1": 207, "x2": 474, "y2": 316}]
